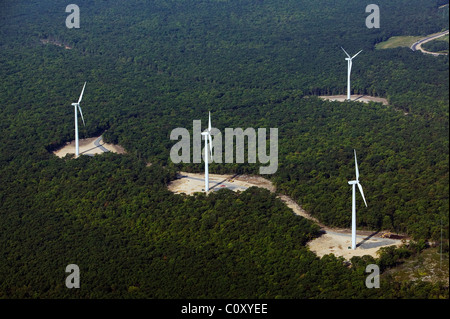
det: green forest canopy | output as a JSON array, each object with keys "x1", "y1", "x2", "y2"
[{"x1": 0, "y1": 0, "x2": 448, "y2": 298}]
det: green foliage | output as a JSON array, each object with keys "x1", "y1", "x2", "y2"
[
  {"x1": 377, "y1": 245, "x2": 412, "y2": 271},
  {"x1": 0, "y1": 0, "x2": 448, "y2": 298},
  {"x1": 422, "y1": 39, "x2": 449, "y2": 53}
]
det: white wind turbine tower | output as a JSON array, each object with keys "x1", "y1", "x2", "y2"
[
  {"x1": 348, "y1": 149, "x2": 368, "y2": 250},
  {"x1": 201, "y1": 111, "x2": 213, "y2": 192},
  {"x1": 71, "y1": 82, "x2": 87, "y2": 158},
  {"x1": 341, "y1": 47, "x2": 362, "y2": 101}
]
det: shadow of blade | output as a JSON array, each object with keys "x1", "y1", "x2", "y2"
[
  {"x1": 80, "y1": 144, "x2": 105, "y2": 155},
  {"x1": 353, "y1": 95, "x2": 365, "y2": 101},
  {"x1": 210, "y1": 178, "x2": 230, "y2": 190},
  {"x1": 356, "y1": 230, "x2": 380, "y2": 248},
  {"x1": 209, "y1": 173, "x2": 241, "y2": 190}
]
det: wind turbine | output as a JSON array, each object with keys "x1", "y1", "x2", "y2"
[
  {"x1": 348, "y1": 149, "x2": 368, "y2": 250},
  {"x1": 71, "y1": 82, "x2": 86, "y2": 158},
  {"x1": 341, "y1": 47, "x2": 362, "y2": 101},
  {"x1": 201, "y1": 111, "x2": 213, "y2": 192}
]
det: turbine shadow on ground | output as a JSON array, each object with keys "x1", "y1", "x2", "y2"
[
  {"x1": 352, "y1": 95, "x2": 366, "y2": 102},
  {"x1": 210, "y1": 173, "x2": 240, "y2": 190},
  {"x1": 80, "y1": 137, "x2": 110, "y2": 155},
  {"x1": 80, "y1": 145, "x2": 105, "y2": 155},
  {"x1": 356, "y1": 230, "x2": 380, "y2": 248}
]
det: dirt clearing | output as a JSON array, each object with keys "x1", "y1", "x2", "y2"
[
  {"x1": 53, "y1": 135, "x2": 126, "y2": 158},
  {"x1": 319, "y1": 95, "x2": 389, "y2": 105},
  {"x1": 307, "y1": 230, "x2": 404, "y2": 260}
]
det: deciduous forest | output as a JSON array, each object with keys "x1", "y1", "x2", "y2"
[{"x1": 0, "y1": 0, "x2": 448, "y2": 298}]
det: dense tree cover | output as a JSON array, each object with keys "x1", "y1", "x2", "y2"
[
  {"x1": 0, "y1": 154, "x2": 447, "y2": 298},
  {"x1": 0, "y1": 0, "x2": 448, "y2": 298},
  {"x1": 422, "y1": 39, "x2": 449, "y2": 53},
  {"x1": 175, "y1": 96, "x2": 448, "y2": 240}
]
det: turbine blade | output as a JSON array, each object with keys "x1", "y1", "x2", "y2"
[
  {"x1": 354, "y1": 149, "x2": 359, "y2": 181},
  {"x1": 352, "y1": 50, "x2": 363, "y2": 59},
  {"x1": 357, "y1": 182, "x2": 368, "y2": 207},
  {"x1": 78, "y1": 82, "x2": 87, "y2": 104},
  {"x1": 208, "y1": 111, "x2": 211, "y2": 132},
  {"x1": 208, "y1": 134, "x2": 213, "y2": 158},
  {"x1": 78, "y1": 104, "x2": 85, "y2": 126},
  {"x1": 341, "y1": 47, "x2": 351, "y2": 58}
]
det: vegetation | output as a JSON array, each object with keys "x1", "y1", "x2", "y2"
[
  {"x1": 422, "y1": 36, "x2": 449, "y2": 53},
  {"x1": 375, "y1": 36, "x2": 424, "y2": 50},
  {"x1": 0, "y1": 0, "x2": 448, "y2": 298},
  {"x1": 381, "y1": 245, "x2": 449, "y2": 286}
]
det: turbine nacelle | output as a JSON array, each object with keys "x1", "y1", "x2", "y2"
[
  {"x1": 71, "y1": 82, "x2": 87, "y2": 157},
  {"x1": 350, "y1": 149, "x2": 367, "y2": 207},
  {"x1": 201, "y1": 131, "x2": 213, "y2": 157},
  {"x1": 342, "y1": 47, "x2": 363, "y2": 60},
  {"x1": 202, "y1": 111, "x2": 213, "y2": 158},
  {"x1": 202, "y1": 111, "x2": 214, "y2": 192},
  {"x1": 341, "y1": 47, "x2": 362, "y2": 101},
  {"x1": 348, "y1": 150, "x2": 368, "y2": 250}
]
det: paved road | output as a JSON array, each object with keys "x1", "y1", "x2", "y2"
[
  {"x1": 80, "y1": 135, "x2": 110, "y2": 156},
  {"x1": 410, "y1": 30, "x2": 449, "y2": 55},
  {"x1": 93, "y1": 136, "x2": 110, "y2": 153}
]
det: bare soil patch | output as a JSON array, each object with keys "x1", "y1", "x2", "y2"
[
  {"x1": 307, "y1": 230, "x2": 404, "y2": 260},
  {"x1": 168, "y1": 172, "x2": 252, "y2": 195},
  {"x1": 40, "y1": 38, "x2": 72, "y2": 50},
  {"x1": 53, "y1": 135, "x2": 126, "y2": 158},
  {"x1": 233, "y1": 174, "x2": 276, "y2": 192},
  {"x1": 319, "y1": 95, "x2": 389, "y2": 105}
]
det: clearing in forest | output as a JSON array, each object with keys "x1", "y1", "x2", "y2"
[
  {"x1": 53, "y1": 135, "x2": 126, "y2": 158},
  {"x1": 168, "y1": 172, "x2": 405, "y2": 260},
  {"x1": 375, "y1": 35, "x2": 424, "y2": 50},
  {"x1": 318, "y1": 95, "x2": 389, "y2": 105}
]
